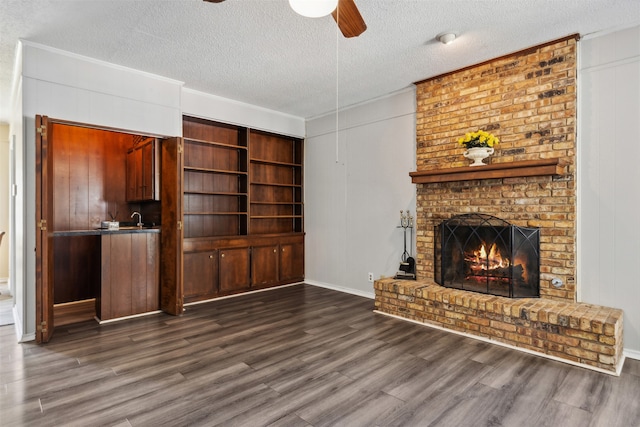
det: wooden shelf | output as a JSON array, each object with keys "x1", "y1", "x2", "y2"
[
  {"x1": 184, "y1": 166, "x2": 248, "y2": 175},
  {"x1": 184, "y1": 191, "x2": 247, "y2": 196},
  {"x1": 250, "y1": 158, "x2": 301, "y2": 167},
  {"x1": 251, "y1": 201, "x2": 302, "y2": 205},
  {"x1": 184, "y1": 212, "x2": 248, "y2": 216},
  {"x1": 251, "y1": 182, "x2": 301, "y2": 188},
  {"x1": 409, "y1": 159, "x2": 563, "y2": 184},
  {"x1": 252, "y1": 215, "x2": 303, "y2": 219},
  {"x1": 184, "y1": 137, "x2": 247, "y2": 150}
]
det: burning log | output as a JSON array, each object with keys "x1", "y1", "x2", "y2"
[{"x1": 466, "y1": 264, "x2": 525, "y2": 284}]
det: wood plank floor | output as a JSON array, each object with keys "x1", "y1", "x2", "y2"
[{"x1": 1, "y1": 284, "x2": 639, "y2": 426}]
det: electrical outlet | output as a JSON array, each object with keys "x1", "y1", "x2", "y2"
[{"x1": 368, "y1": 272, "x2": 374, "y2": 282}]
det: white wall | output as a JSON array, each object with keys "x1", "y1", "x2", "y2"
[
  {"x1": 0, "y1": 124, "x2": 9, "y2": 280},
  {"x1": 182, "y1": 89, "x2": 305, "y2": 138},
  {"x1": 578, "y1": 25, "x2": 640, "y2": 357},
  {"x1": 8, "y1": 46, "x2": 27, "y2": 337},
  {"x1": 21, "y1": 42, "x2": 183, "y2": 136},
  {"x1": 304, "y1": 89, "x2": 416, "y2": 298}
]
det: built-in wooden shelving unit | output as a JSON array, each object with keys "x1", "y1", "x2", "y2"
[{"x1": 181, "y1": 116, "x2": 304, "y2": 303}]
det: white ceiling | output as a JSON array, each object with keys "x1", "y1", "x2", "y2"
[{"x1": 1, "y1": 0, "x2": 639, "y2": 124}]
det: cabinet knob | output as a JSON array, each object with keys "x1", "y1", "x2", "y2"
[
  {"x1": 209, "y1": 255, "x2": 214, "y2": 259},
  {"x1": 273, "y1": 249, "x2": 277, "y2": 253},
  {"x1": 221, "y1": 253, "x2": 225, "y2": 258},
  {"x1": 282, "y1": 248, "x2": 285, "y2": 252}
]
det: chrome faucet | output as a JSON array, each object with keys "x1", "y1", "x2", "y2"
[{"x1": 131, "y1": 211, "x2": 142, "y2": 227}]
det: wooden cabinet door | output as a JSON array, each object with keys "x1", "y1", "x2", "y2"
[
  {"x1": 131, "y1": 233, "x2": 160, "y2": 314},
  {"x1": 126, "y1": 148, "x2": 143, "y2": 202},
  {"x1": 126, "y1": 141, "x2": 158, "y2": 202},
  {"x1": 219, "y1": 247, "x2": 250, "y2": 293},
  {"x1": 125, "y1": 149, "x2": 137, "y2": 202},
  {"x1": 184, "y1": 251, "x2": 218, "y2": 301},
  {"x1": 251, "y1": 245, "x2": 279, "y2": 287},
  {"x1": 100, "y1": 233, "x2": 160, "y2": 320},
  {"x1": 141, "y1": 141, "x2": 159, "y2": 201},
  {"x1": 279, "y1": 241, "x2": 304, "y2": 282}
]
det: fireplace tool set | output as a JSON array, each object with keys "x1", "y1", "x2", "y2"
[{"x1": 395, "y1": 210, "x2": 416, "y2": 280}]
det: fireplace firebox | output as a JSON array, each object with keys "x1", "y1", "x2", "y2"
[{"x1": 435, "y1": 214, "x2": 540, "y2": 298}]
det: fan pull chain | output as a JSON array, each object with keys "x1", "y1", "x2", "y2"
[{"x1": 335, "y1": 2, "x2": 340, "y2": 164}]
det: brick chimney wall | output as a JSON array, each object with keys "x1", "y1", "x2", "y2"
[{"x1": 414, "y1": 36, "x2": 578, "y2": 301}]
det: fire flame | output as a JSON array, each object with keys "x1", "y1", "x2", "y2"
[{"x1": 466, "y1": 243, "x2": 510, "y2": 271}]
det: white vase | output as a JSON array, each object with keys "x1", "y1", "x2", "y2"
[{"x1": 463, "y1": 146, "x2": 494, "y2": 166}]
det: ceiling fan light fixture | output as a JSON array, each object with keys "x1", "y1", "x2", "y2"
[
  {"x1": 289, "y1": 0, "x2": 339, "y2": 18},
  {"x1": 437, "y1": 33, "x2": 457, "y2": 45}
]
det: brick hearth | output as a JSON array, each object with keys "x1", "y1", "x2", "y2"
[{"x1": 375, "y1": 278, "x2": 624, "y2": 374}]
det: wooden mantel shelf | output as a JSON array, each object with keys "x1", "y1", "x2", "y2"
[{"x1": 409, "y1": 159, "x2": 563, "y2": 184}]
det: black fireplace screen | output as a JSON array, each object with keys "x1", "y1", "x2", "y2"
[{"x1": 435, "y1": 214, "x2": 540, "y2": 298}]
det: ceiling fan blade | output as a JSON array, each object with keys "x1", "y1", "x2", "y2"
[{"x1": 332, "y1": 0, "x2": 367, "y2": 38}]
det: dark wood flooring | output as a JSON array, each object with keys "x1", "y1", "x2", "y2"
[{"x1": 1, "y1": 284, "x2": 639, "y2": 426}]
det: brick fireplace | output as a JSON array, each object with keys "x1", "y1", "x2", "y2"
[{"x1": 374, "y1": 35, "x2": 624, "y2": 374}]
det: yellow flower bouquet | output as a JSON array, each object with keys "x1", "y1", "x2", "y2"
[{"x1": 457, "y1": 130, "x2": 499, "y2": 149}]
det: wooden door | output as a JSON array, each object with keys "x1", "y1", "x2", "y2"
[
  {"x1": 251, "y1": 245, "x2": 279, "y2": 287},
  {"x1": 160, "y1": 137, "x2": 184, "y2": 315},
  {"x1": 219, "y1": 247, "x2": 250, "y2": 293},
  {"x1": 35, "y1": 115, "x2": 54, "y2": 343},
  {"x1": 279, "y1": 241, "x2": 304, "y2": 282}
]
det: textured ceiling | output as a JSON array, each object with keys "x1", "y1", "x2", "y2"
[{"x1": 1, "y1": 0, "x2": 639, "y2": 124}]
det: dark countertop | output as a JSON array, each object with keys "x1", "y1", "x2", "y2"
[{"x1": 52, "y1": 227, "x2": 161, "y2": 237}]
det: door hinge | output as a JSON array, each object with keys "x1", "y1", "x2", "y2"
[
  {"x1": 177, "y1": 144, "x2": 183, "y2": 154},
  {"x1": 177, "y1": 221, "x2": 182, "y2": 231},
  {"x1": 37, "y1": 321, "x2": 48, "y2": 333},
  {"x1": 37, "y1": 125, "x2": 47, "y2": 137},
  {"x1": 38, "y1": 219, "x2": 47, "y2": 231}
]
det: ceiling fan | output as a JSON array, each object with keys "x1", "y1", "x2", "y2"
[{"x1": 203, "y1": 0, "x2": 367, "y2": 38}]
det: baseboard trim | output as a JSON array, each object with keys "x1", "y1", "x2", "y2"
[
  {"x1": 305, "y1": 280, "x2": 375, "y2": 300},
  {"x1": 13, "y1": 305, "x2": 35, "y2": 343},
  {"x1": 624, "y1": 348, "x2": 640, "y2": 361},
  {"x1": 96, "y1": 310, "x2": 163, "y2": 324},
  {"x1": 184, "y1": 282, "x2": 304, "y2": 307}
]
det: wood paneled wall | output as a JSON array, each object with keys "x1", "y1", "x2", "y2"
[
  {"x1": 51, "y1": 123, "x2": 135, "y2": 304},
  {"x1": 53, "y1": 235, "x2": 100, "y2": 303},
  {"x1": 51, "y1": 123, "x2": 135, "y2": 230}
]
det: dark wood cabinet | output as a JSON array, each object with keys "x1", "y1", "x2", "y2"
[
  {"x1": 251, "y1": 238, "x2": 304, "y2": 288},
  {"x1": 184, "y1": 245, "x2": 251, "y2": 301},
  {"x1": 183, "y1": 251, "x2": 218, "y2": 302},
  {"x1": 251, "y1": 245, "x2": 279, "y2": 287},
  {"x1": 98, "y1": 232, "x2": 160, "y2": 321},
  {"x1": 279, "y1": 241, "x2": 305, "y2": 282},
  {"x1": 126, "y1": 139, "x2": 159, "y2": 202},
  {"x1": 179, "y1": 116, "x2": 304, "y2": 304},
  {"x1": 219, "y1": 247, "x2": 251, "y2": 293}
]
